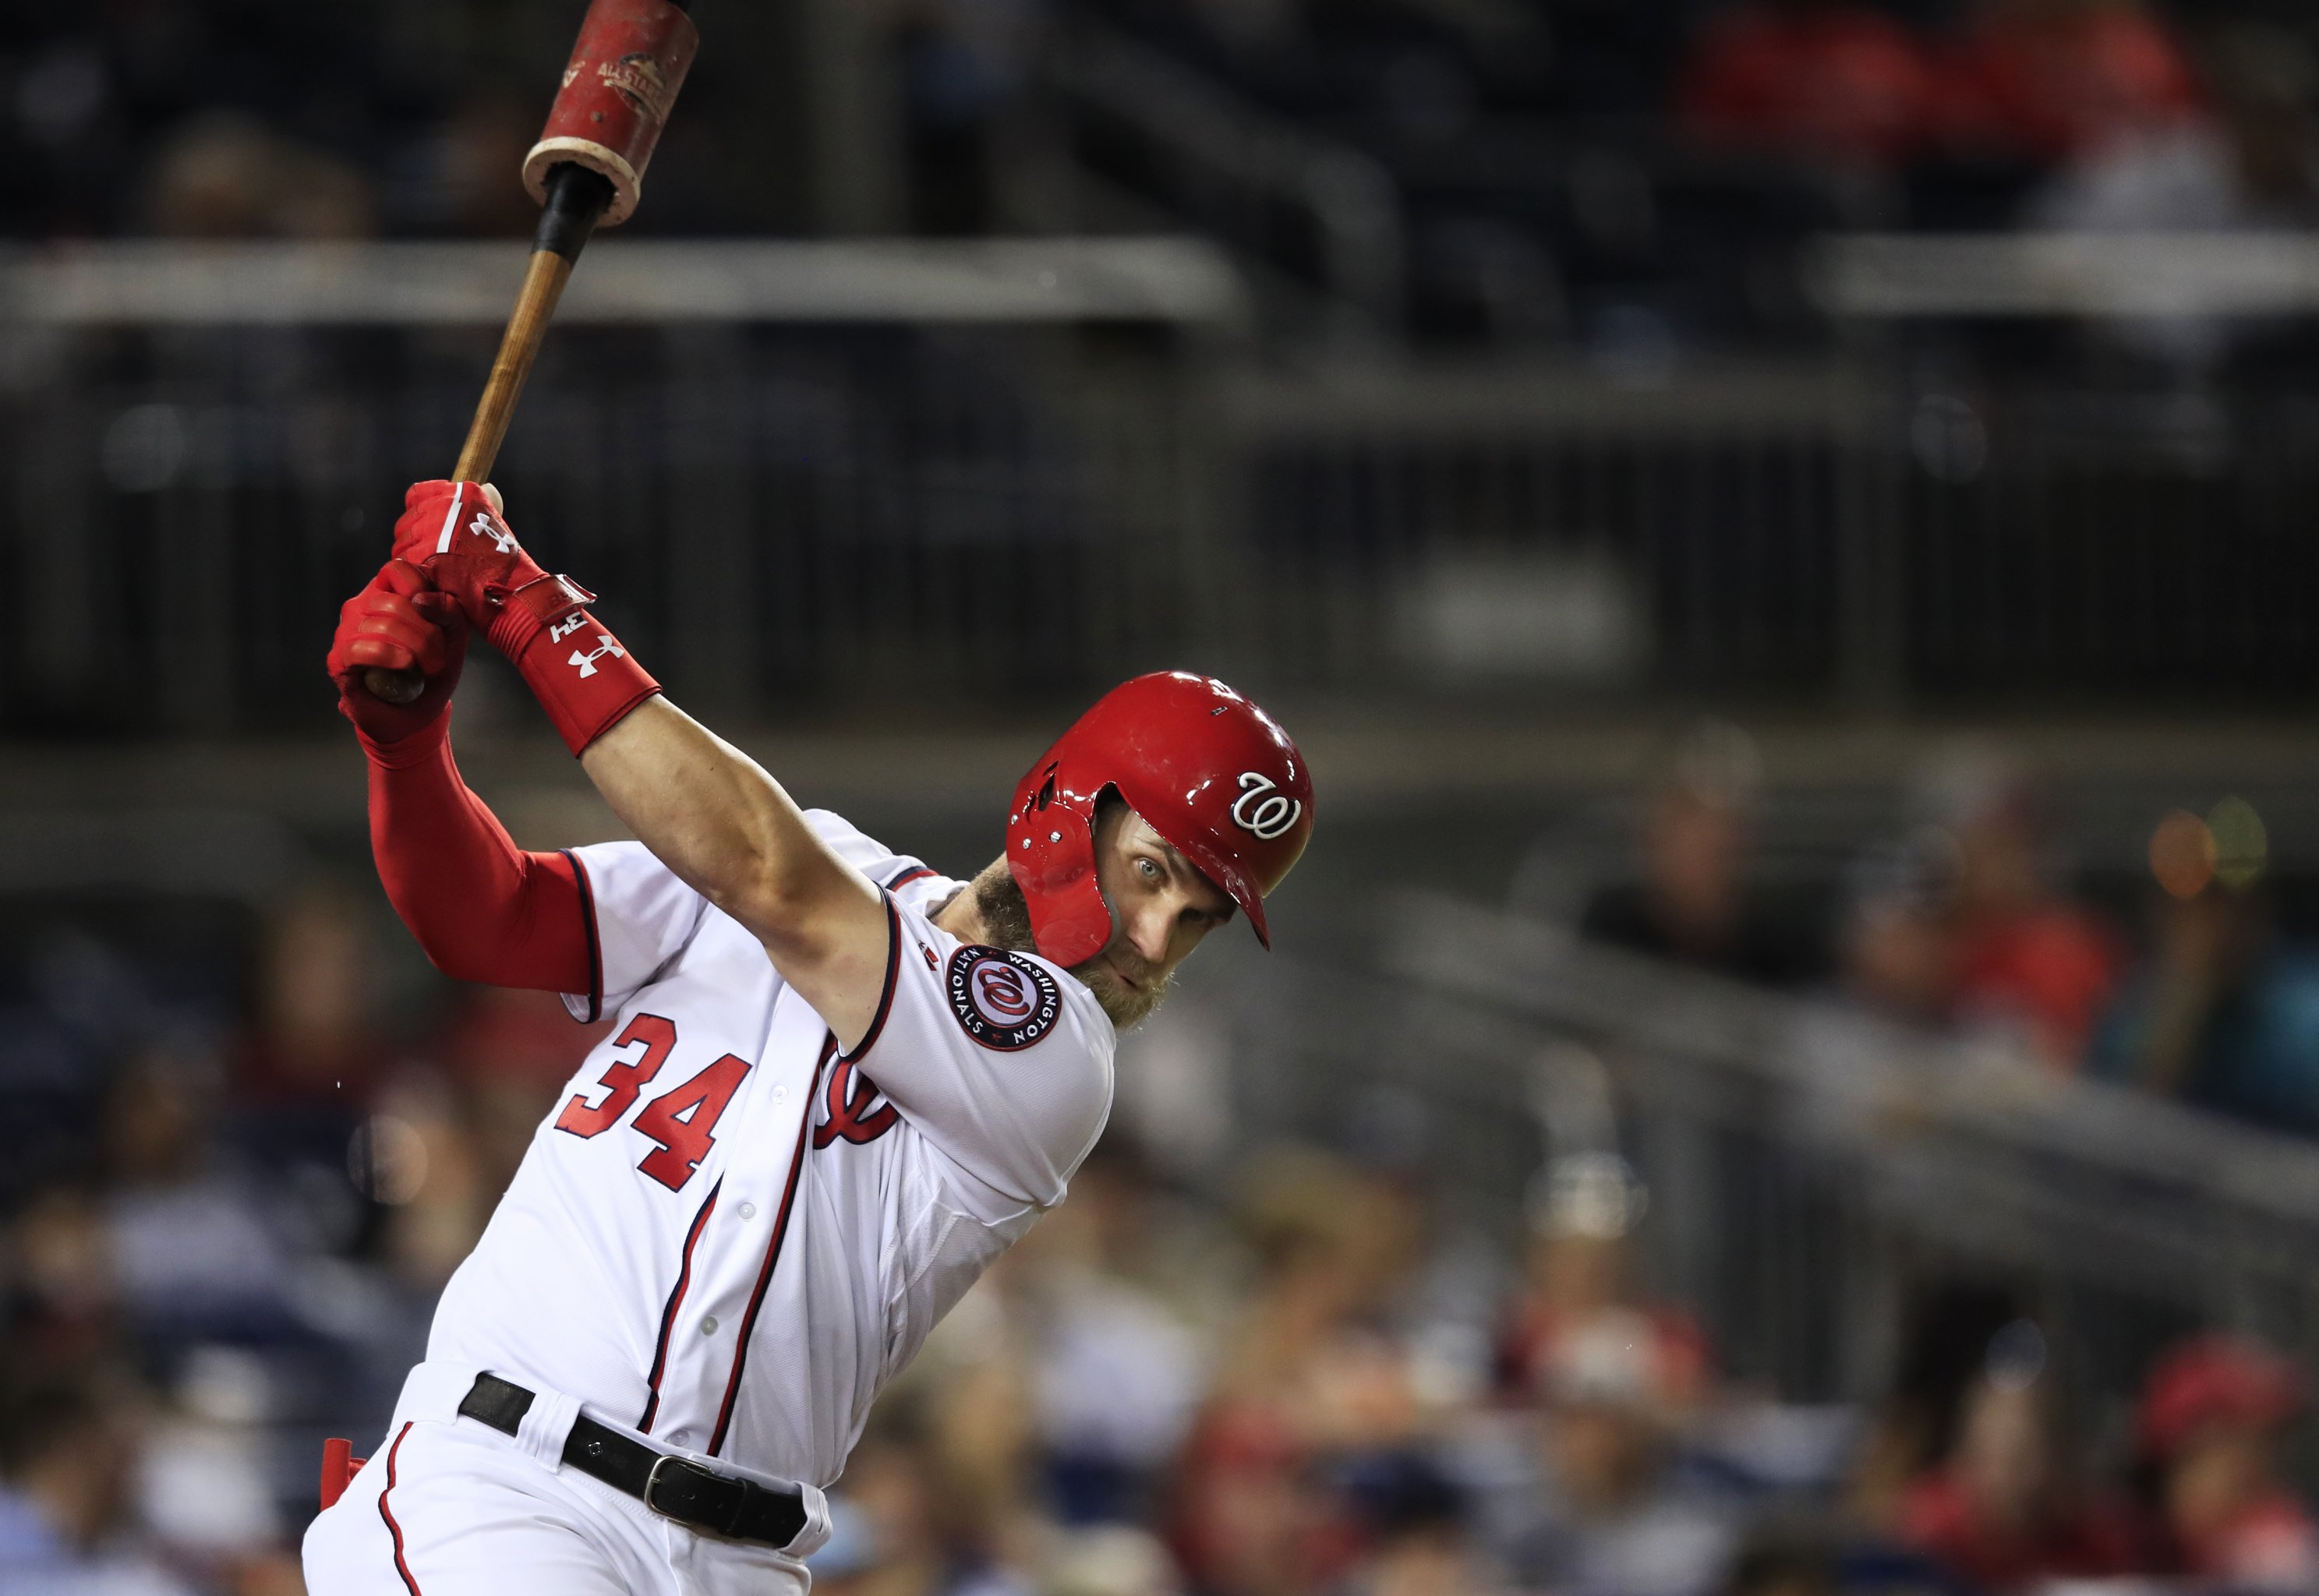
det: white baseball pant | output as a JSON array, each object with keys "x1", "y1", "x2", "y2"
[{"x1": 302, "y1": 1365, "x2": 821, "y2": 1596}]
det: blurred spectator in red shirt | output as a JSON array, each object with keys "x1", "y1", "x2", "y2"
[
  {"x1": 2136, "y1": 1335, "x2": 2319, "y2": 1588},
  {"x1": 1899, "y1": 1321, "x2": 2140, "y2": 1589},
  {"x1": 1496, "y1": 1153, "x2": 1711, "y2": 1415},
  {"x1": 1170, "y1": 1404, "x2": 1342, "y2": 1596},
  {"x1": 1677, "y1": 0, "x2": 1946, "y2": 168},
  {"x1": 1944, "y1": 0, "x2": 2207, "y2": 166},
  {"x1": 1928, "y1": 756, "x2": 2124, "y2": 1068}
]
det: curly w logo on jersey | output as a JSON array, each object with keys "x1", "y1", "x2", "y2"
[
  {"x1": 946, "y1": 946, "x2": 1062, "y2": 1050},
  {"x1": 814, "y1": 1058, "x2": 898, "y2": 1149}
]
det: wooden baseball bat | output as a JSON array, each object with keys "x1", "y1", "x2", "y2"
[
  {"x1": 361, "y1": 167, "x2": 610, "y2": 704},
  {"x1": 362, "y1": 0, "x2": 697, "y2": 706}
]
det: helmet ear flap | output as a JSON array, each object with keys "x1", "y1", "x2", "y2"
[{"x1": 1007, "y1": 759, "x2": 1112, "y2": 966}]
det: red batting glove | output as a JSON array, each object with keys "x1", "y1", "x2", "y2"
[
  {"x1": 390, "y1": 479, "x2": 659, "y2": 757},
  {"x1": 325, "y1": 560, "x2": 468, "y2": 756},
  {"x1": 390, "y1": 481, "x2": 546, "y2": 646}
]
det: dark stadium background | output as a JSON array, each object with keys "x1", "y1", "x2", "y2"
[{"x1": 10, "y1": 1, "x2": 2319, "y2": 1592}]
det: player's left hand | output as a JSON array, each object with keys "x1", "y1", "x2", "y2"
[
  {"x1": 392, "y1": 479, "x2": 554, "y2": 655},
  {"x1": 327, "y1": 559, "x2": 468, "y2": 744}
]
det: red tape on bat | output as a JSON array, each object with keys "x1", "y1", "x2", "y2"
[{"x1": 521, "y1": 0, "x2": 700, "y2": 226}]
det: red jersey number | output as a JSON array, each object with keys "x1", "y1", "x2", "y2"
[
  {"x1": 555, "y1": 1014, "x2": 676, "y2": 1136},
  {"x1": 633, "y1": 1054, "x2": 750, "y2": 1191},
  {"x1": 554, "y1": 1017, "x2": 749, "y2": 1193}
]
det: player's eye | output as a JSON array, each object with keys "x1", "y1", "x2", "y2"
[{"x1": 1135, "y1": 856, "x2": 1163, "y2": 884}]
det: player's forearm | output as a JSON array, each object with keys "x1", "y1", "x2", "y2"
[
  {"x1": 366, "y1": 726, "x2": 592, "y2": 990},
  {"x1": 578, "y1": 697, "x2": 882, "y2": 958}
]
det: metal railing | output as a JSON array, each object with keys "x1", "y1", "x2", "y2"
[
  {"x1": 11, "y1": 239, "x2": 2319, "y2": 734},
  {"x1": 1222, "y1": 358, "x2": 2319, "y2": 706},
  {"x1": 0, "y1": 240, "x2": 1241, "y2": 734},
  {"x1": 1177, "y1": 892, "x2": 2319, "y2": 1409}
]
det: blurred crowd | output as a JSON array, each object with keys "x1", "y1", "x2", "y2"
[
  {"x1": 4, "y1": 5, "x2": 2319, "y2": 1594},
  {"x1": 0, "y1": 2, "x2": 757, "y2": 242},
  {"x1": 1581, "y1": 724, "x2": 2319, "y2": 1139},
  {"x1": 0, "y1": 877, "x2": 608, "y2": 1593},
  {"x1": 9, "y1": 0, "x2": 2317, "y2": 357},
  {"x1": 799, "y1": 1142, "x2": 2319, "y2": 1596},
  {"x1": 0, "y1": 820, "x2": 2314, "y2": 1595},
  {"x1": 9, "y1": 1, "x2": 2316, "y2": 247},
  {"x1": 1675, "y1": 0, "x2": 2319, "y2": 231}
]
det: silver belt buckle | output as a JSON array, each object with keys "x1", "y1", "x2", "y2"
[{"x1": 643, "y1": 1453, "x2": 698, "y2": 1523}]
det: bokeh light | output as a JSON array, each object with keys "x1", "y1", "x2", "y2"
[{"x1": 2149, "y1": 809, "x2": 2216, "y2": 899}]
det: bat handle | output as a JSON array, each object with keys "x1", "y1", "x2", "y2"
[{"x1": 362, "y1": 166, "x2": 614, "y2": 705}]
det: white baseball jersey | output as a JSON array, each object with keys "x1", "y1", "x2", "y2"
[{"x1": 422, "y1": 811, "x2": 1115, "y2": 1488}]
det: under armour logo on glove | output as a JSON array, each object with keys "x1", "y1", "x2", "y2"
[
  {"x1": 471, "y1": 512, "x2": 520, "y2": 555},
  {"x1": 570, "y1": 637, "x2": 627, "y2": 678}
]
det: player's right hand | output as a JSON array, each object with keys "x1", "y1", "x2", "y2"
[
  {"x1": 393, "y1": 479, "x2": 553, "y2": 656},
  {"x1": 327, "y1": 559, "x2": 468, "y2": 745}
]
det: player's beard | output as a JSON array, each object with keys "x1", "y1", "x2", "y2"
[
  {"x1": 1073, "y1": 944, "x2": 1169, "y2": 1029},
  {"x1": 967, "y1": 860, "x2": 1170, "y2": 1029}
]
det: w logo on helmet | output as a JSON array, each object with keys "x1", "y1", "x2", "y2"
[{"x1": 1231, "y1": 772, "x2": 1303, "y2": 841}]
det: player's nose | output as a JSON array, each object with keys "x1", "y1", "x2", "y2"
[{"x1": 1125, "y1": 899, "x2": 1175, "y2": 969}]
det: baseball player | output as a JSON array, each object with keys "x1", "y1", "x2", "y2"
[{"x1": 303, "y1": 480, "x2": 1314, "y2": 1595}]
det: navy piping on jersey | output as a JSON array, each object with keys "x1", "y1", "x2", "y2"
[
  {"x1": 839, "y1": 895, "x2": 902, "y2": 1065},
  {"x1": 706, "y1": 1037, "x2": 830, "y2": 1458},
  {"x1": 560, "y1": 848, "x2": 604, "y2": 1024},
  {"x1": 377, "y1": 1421, "x2": 422, "y2": 1595},
  {"x1": 883, "y1": 863, "x2": 936, "y2": 892},
  {"x1": 638, "y1": 1177, "x2": 722, "y2": 1434}
]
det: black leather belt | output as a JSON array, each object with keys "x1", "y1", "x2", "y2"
[{"x1": 458, "y1": 1373, "x2": 808, "y2": 1549}]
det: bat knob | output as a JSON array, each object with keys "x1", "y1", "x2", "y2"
[{"x1": 363, "y1": 667, "x2": 426, "y2": 705}]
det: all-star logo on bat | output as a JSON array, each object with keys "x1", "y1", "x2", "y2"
[{"x1": 597, "y1": 52, "x2": 672, "y2": 121}]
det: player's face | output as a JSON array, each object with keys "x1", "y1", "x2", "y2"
[{"x1": 1077, "y1": 803, "x2": 1236, "y2": 1027}]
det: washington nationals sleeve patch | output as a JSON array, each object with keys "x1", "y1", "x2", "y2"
[{"x1": 945, "y1": 946, "x2": 1063, "y2": 1051}]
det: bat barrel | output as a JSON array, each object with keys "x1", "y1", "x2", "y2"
[{"x1": 521, "y1": 0, "x2": 701, "y2": 228}]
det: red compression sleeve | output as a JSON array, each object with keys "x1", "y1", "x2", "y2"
[{"x1": 362, "y1": 720, "x2": 595, "y2": 998}]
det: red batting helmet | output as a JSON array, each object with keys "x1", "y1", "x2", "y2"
[{"x1": 1007, "y1": 672, "x2": 1313, "y2": 968}]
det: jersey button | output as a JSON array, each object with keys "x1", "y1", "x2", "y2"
[
  {"x1": 737, "y1": 1202, "x2": 757, "y2": 1221},
  {"x1": 668, "y1": 1430, "x2": 691, "y2": 1447},
  {"x1": 700, "y1": 1315, "x2": 719, "y2": 1336}
]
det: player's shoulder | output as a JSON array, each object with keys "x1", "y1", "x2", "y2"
[
  {"x1": 565, "y1": 837, "x2": 701, "y2": 910},
  {"x1": 803, "y1": 808, "x2": 947, "y2": 899},
  {"x1": 890, "y1": 902, "x2": 1115, "y2": 1062}
]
